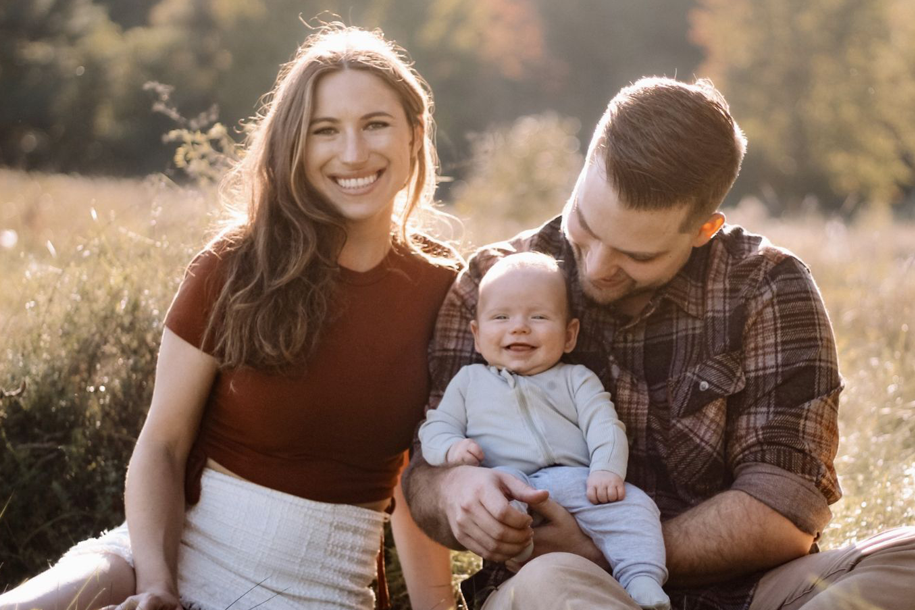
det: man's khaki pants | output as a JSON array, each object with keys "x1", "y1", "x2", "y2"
[{"x1": 480, "y1": 527, "x2": 915, "y2": 609}]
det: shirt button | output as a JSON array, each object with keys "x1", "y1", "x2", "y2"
[
  {"x1": 699, "y1": 381, "x2": 710, "y2": 391},
  {"x1": 611, "y1": 364, "x2": 621, "y2": 378}
]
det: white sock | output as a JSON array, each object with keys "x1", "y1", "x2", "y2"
[{"x1": 626, "y1": 575, "x2": 670, "y2": 610}]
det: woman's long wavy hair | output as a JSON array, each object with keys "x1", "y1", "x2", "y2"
[{"x1": 203, "y1": 24, "x2": 451, "y2": 370}]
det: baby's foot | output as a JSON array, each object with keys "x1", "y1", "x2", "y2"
[
  {"x1": 626, "y1": 575, "x2": 671, "y2": 610},
  {"x1": 512, "y1": 540, "x2": 534, "y2": 562}
]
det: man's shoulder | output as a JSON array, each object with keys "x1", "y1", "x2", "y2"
[{"x1": 707, "y1": 223, "x2": 814, "y2": 294}]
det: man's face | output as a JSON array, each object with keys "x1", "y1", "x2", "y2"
[{"x1": 562, "y1": 161, "x2": 714, "y2": 314}]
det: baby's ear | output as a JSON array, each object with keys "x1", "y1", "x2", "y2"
[
  {"x1": 564, "y1": 318, "x2": 580, "y2": 353},
  {"x1": 470, "y1": 319, "x2": 482, "y2": 354}
]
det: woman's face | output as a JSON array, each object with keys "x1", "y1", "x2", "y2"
[{"x1": 305, "y1": 69, "x2": 418, "y2": 232}]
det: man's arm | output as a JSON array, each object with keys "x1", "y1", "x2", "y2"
[
  {"x1": 662, "y1": 490, "x2": 813, "y2": 587},
  {"x1": 403, "y1": 458, "x2": 547, "y2": 561}
]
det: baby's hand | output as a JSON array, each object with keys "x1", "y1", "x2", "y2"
[
  {"x1": 587, "y1": 471, "x2": 626, "y2": 504},
  {"x1": 445, "y1": 439, "x2": 485, "y2": 466}
]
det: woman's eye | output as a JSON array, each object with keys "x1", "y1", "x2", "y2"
[
  {"x1": 312, "y1": 126, "x2": 336, "y2": 136},
  {"x1": 366, "y1": 121, "x2": 390, "y2": 130}
]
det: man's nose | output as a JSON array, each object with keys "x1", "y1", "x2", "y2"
[
  {"x1": 585, "y1": 244, "x2": 620, "y2": 280},
  {"x1": 341, "y1": 131, "x2": 369, "y2": 164}
]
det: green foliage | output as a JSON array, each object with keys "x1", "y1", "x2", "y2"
[
  {"x1": 0, "y1": 232, "x2": 192, "y2": 585},
  {"x1": 692, "y1": 0, "x2": 915, "y2": 208},
  {"x1": 0, "y1": 171, "x2": 210, "y2": 588},
  {"x1": 453, "y1": 113, "x2": 583, "y2": 247}
]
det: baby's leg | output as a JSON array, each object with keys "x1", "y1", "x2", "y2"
[
  {"x1": 530, "y1": 466, "x2": 670, "y2": 610},
  {"x1": 492, "y1": 465, "x2": 537, "y2": 561}
]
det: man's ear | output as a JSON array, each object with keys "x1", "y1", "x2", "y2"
[
  {"x1": 691, "y1": 212, "x2": 726, "y2": 248},
  {"x1": 470, "y1": 319, "x2": 481, "y2": 354},
  {"x1": 564, "y1": 318, "x2": 580, "y2": 353}
]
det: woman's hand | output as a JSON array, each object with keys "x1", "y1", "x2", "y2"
[{"x1": 103, "y1": 587, "x2": 182, "y2": 610}]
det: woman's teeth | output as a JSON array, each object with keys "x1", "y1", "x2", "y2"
[{"x1": 335, "y1": 172, "x2": 379, "y2": 189}]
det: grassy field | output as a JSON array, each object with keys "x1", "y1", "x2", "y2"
[{"x1": 1, "y1": 169, "x2": 913, "y2": 602}]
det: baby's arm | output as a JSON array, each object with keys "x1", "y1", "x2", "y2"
[
  {"x1": 418, "y1": 366, "x2": 477, "y2": 466},
  {"x1": 572, "y1": 365, "x2": 630, "y2": 503}
]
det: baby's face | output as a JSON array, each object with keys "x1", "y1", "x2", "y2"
[{"x1": 471, "y1": 266, "x2": 579, "y2": 376}]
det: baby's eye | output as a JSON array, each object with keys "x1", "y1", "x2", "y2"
[
  {"x1": 492, "y1": 314, "x2": 508, "y2": 320},
  {"x1": 531, "y1": 315, "x2": 548, "y2": 320}
]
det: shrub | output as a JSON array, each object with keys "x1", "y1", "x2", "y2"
[{"x1": 0, "y1": 211, "x2": 198, "y2": 587}]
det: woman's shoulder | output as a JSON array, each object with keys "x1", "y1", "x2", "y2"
[
  {"x1": 181, "y1": 232, "x2": 243, "y2": 281},
  {"x1": 397, "y1": 232, "x2": 464, "y2": 280}
]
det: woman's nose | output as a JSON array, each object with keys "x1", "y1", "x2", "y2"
[{"x1": 341, "y1": 131, "x2": 369, "y2": 164}]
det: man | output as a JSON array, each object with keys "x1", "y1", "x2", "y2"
[{"x1": 403, "y1": 77, "x2": 915, "y2": 610}]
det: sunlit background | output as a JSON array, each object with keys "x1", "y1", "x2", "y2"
[{"x1": 1, "y1": 1, "x2": 913, "y2": 606}]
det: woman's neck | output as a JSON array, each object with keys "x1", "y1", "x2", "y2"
[{"x1": 337, "y1": 223, "x2": 393, "y2": 272}]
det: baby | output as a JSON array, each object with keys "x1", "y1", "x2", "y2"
[{"x1": 419, "y1": 252, "x2": 670, "y2": 610}]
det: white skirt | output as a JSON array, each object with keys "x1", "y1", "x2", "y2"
[{"x1": 61, "y1": 468, "x2": 388, "y2": 610}]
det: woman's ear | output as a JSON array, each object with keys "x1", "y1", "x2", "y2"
[{"x1": 411, "y1": 124, "x2": 424, "y2": 161}]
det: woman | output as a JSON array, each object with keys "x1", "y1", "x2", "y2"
[{"x1": 0, "y1": 24, "x2": 459, "y2": 610}]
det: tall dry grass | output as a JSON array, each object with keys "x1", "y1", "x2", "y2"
[{"x1": 1, "y1": 169, "x2": 912, "y2": 601}]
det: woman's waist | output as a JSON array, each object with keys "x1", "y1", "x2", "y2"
[{"x1": 206, "y1": 457, "x2": 392, "y2": 512}]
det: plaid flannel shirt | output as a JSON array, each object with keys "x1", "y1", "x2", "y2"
[{"x1": 421, "y1": 216, "x2": 842, "y2": 610}]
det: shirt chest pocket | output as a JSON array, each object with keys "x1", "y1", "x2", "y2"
[
  {"x1": 667, "y1": 350, "x2": 746, "y2": 419},
  {"x1": 665, "y1": 351, "x2": 746, "y2": 498}
]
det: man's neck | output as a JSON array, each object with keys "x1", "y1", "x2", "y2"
[{"x1": 614, "y1": 290, "x2": 655, "y2": 319}]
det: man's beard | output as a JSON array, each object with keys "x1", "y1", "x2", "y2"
[{"x1": 579, "y1": 270, "x2": 636, "y2": 305}]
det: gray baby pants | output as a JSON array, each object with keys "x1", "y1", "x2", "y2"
[{"x1": 496, "y1": 465, "x2": 668, "y2": 589}]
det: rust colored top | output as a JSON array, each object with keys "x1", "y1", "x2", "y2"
[{"x1": 165, "y1": 239, "x2": 458, "y2": 505}]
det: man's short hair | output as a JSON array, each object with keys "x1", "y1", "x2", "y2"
[{"x1": 590, "y1": 77, "x2": 747, "y2": 230}]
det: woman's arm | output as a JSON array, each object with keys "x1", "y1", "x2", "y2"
[
  {"x1": 122, "y1": 328, "x2": 218, "y2": 608},
  {"x1": 391, "y1": 471, "x2": 456, "y2": 610}
]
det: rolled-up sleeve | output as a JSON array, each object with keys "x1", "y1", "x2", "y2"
[{"x1": 727, "y1": 257, "x2": 843, "y2": 536}]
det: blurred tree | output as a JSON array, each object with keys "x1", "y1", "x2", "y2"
[
  {"x1": 94, "y1": 0, "x2": 160, "y2": 29},
  {"x1": 1, "y1": 0, "x2": 706, "y2": 186},
  {"x1": 0, "y1": 0, "x2": 120, "y2": 171},
  {"x1": 453, "y1": 113, "x2": 582, "y2": 245},
  {"x1": 692, "y1": 0, "x2": 915, "y2": 210},
  {"x1": 536, "y1": 0, "x2": 704, "y2": 145}
]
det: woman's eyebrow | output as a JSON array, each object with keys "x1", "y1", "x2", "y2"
[{"x1": 309, "y1": 111, "x2": 395, "y2": 126}]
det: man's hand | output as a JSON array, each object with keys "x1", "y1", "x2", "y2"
[
  {"x1": 505, "y1": 497, "x2": 607, "y2": 572},
  {"x1": 446, "y1": 439, "x2": 485, "y2": 466},
  {"x1": 442, "y1": 466, "x2": 549, "y2": 562},
  {"x1": 586, "y1": 471, "x2": 626, "y2": 504}
]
